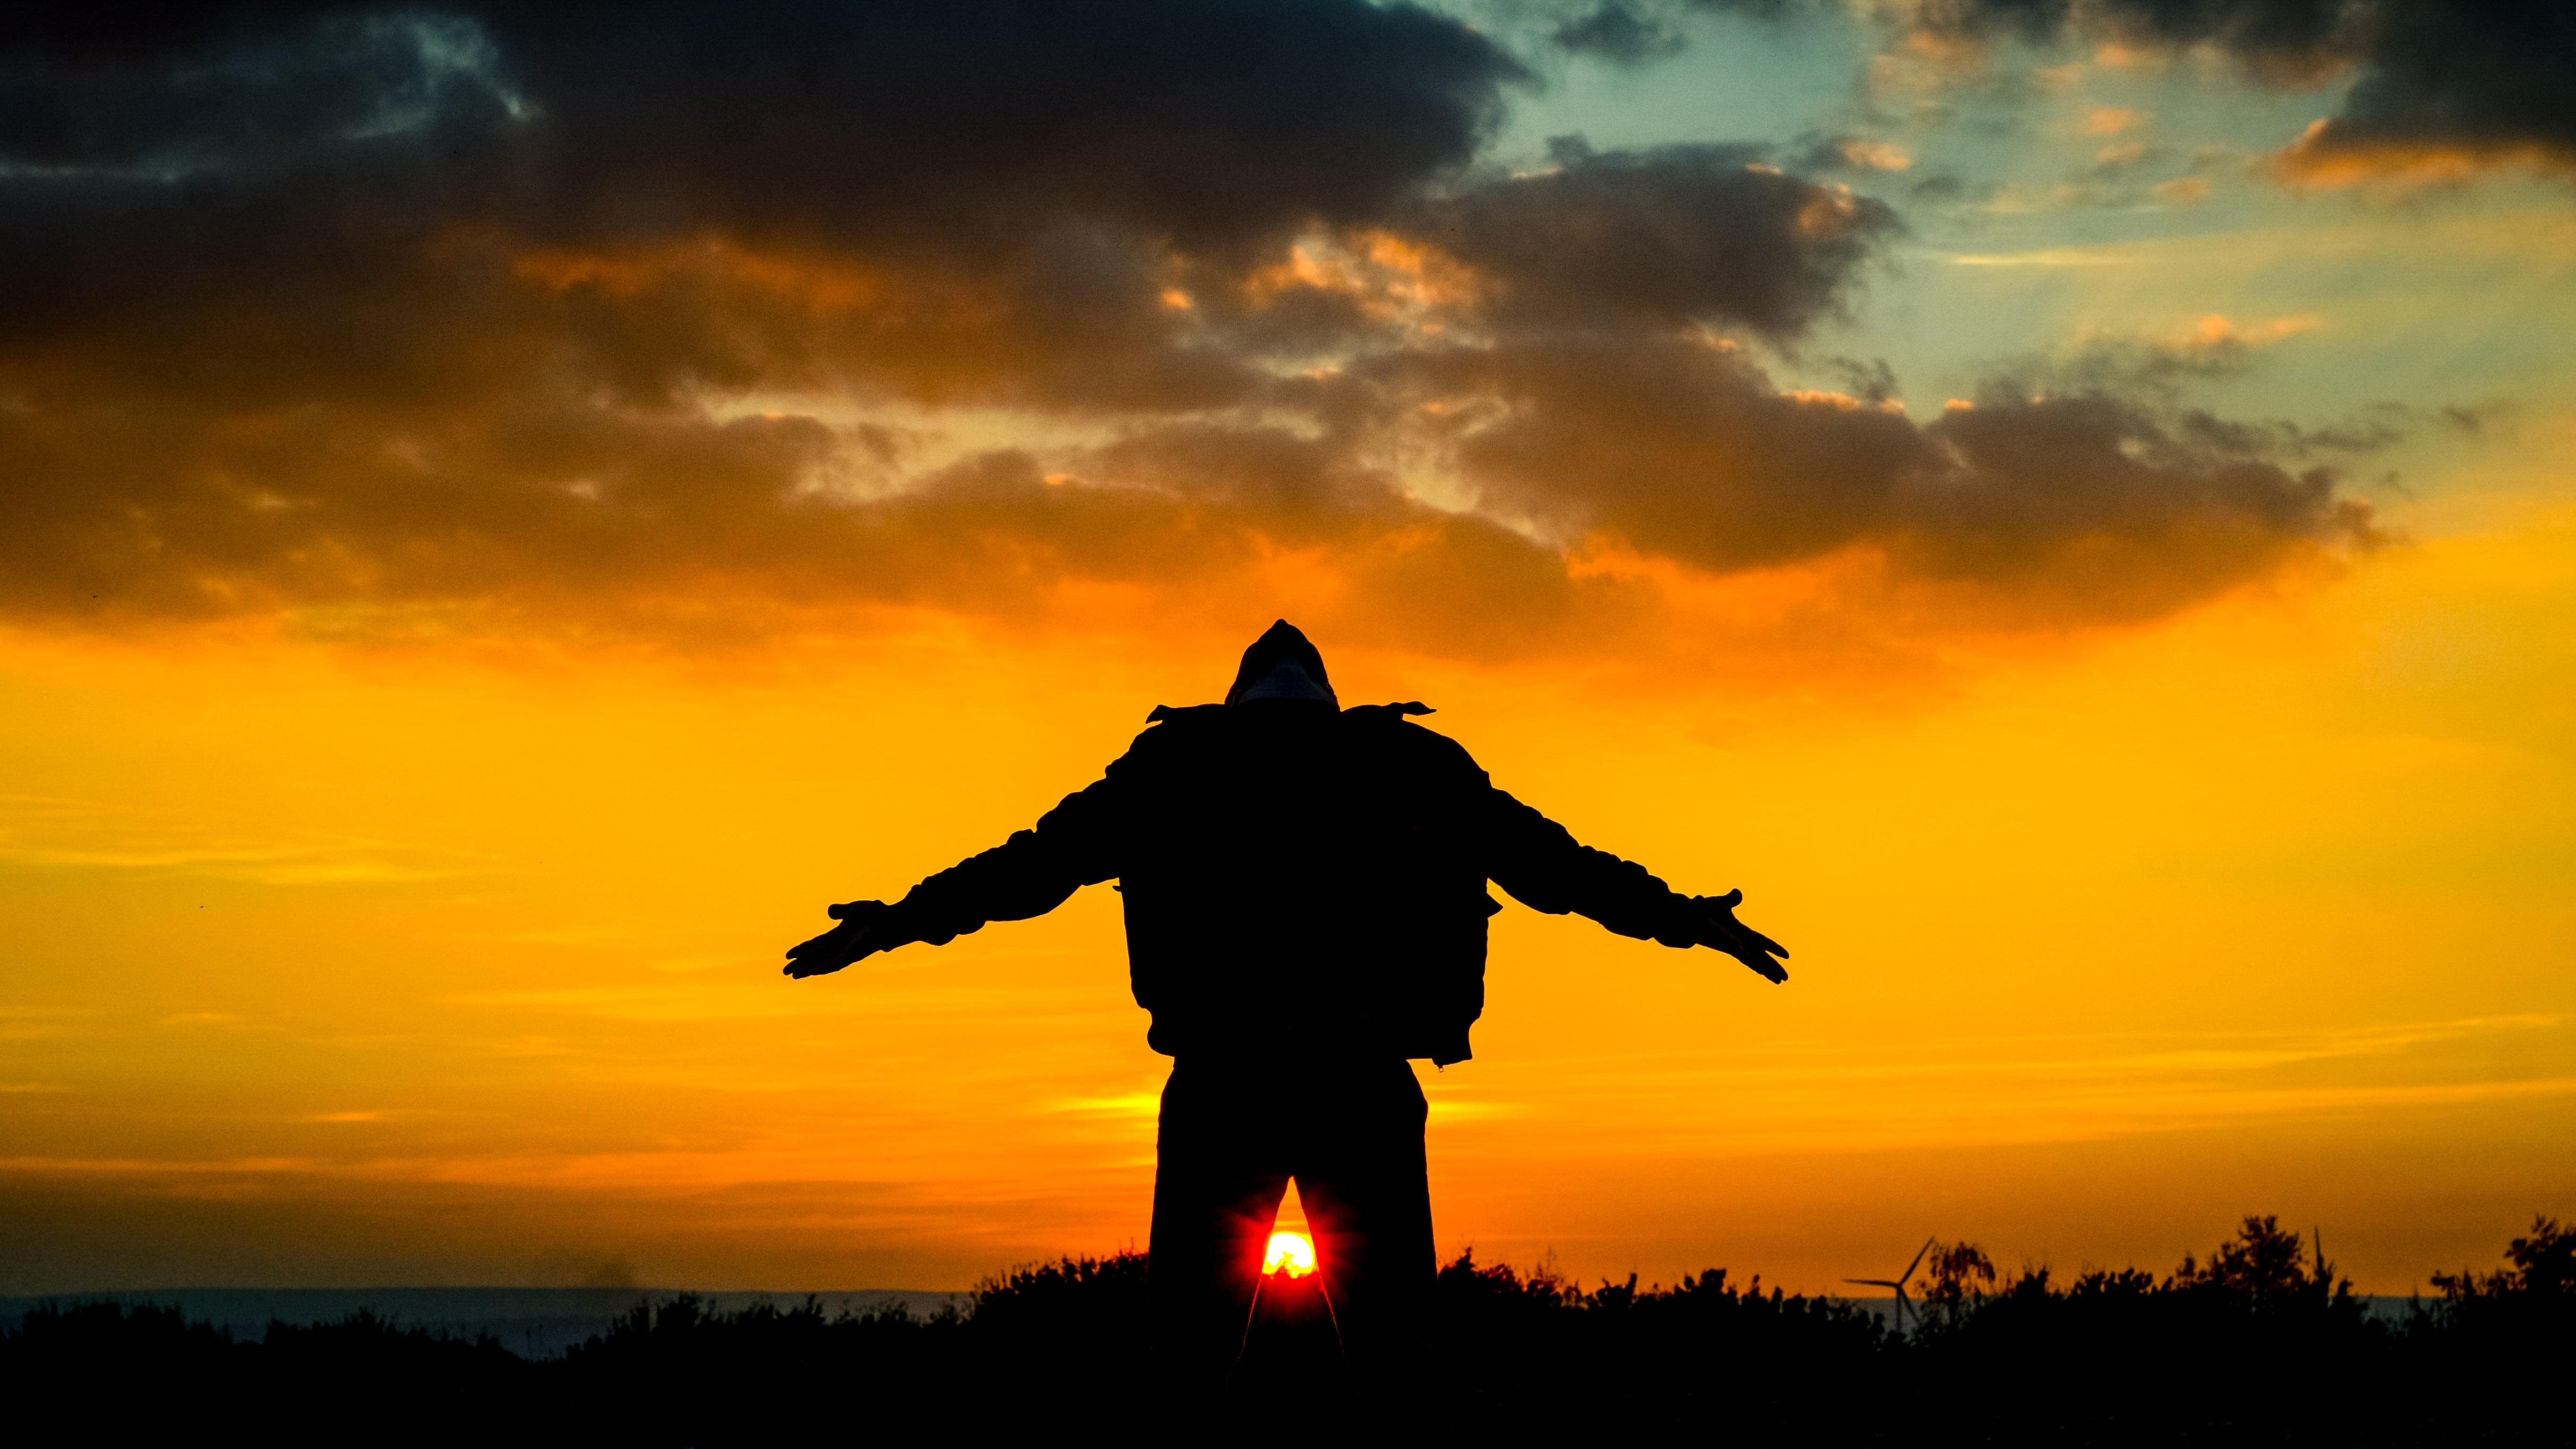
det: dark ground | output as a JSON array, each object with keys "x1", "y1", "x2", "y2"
[{"x1": 3, "y1": 1215, "x2": 2565, "y2": 1445}]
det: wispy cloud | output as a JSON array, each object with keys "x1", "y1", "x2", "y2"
[
  {"x1": 0, "y1": 1004, "x2": 98, "y2": 1041},
  {"x1": 1450, "y1": 1015, "x2": 2575, "y2": 1156},
  {"x1": 0, "y1": 794, "x2": 491, "y2": 885},
  {"x1": 1044, "y1": 1091, "x2": 1160, "y2": 1120},
  {"x1": 1945, "y1": 247, "x2": 2142, "y2": 267}
]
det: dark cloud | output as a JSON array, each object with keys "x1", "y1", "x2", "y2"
[
  {"x1": 1552, "y1": 2, "x2": 1690, "y2": 65},
  {"x1": 2281, "y1": 1, "x2": 2576, "y2": 181},
  {"x1": 0, "y1": 0, "x2": 1523, "y2": 409},
  {"x1": 1413, "y1": 141, "x2": 1900, "y2": 339},
  {"x1": 1418, "y1": 336, "x2": 1925, "y2": 572},
  {"x1": 1897, "y1": 388, "x2": 2377, "y2": 619},
  {"x1": 1828, "y1": 356, "x2": 1903, "y2": 405},
  {"x1": 0, "y1": 1, "x2": 2374, "y2": 664},
  {"x1": 1360, "y1": 333, "x2": 2373, "y2": 619},
  {"x1": 1891, "y1": 1, "x2": 2576, "y2": 182},
  {"x1": 3, "y1": 1, "x2": 1525, "y2": 244},
  {"x1": 485, "y1": 0, "x2": 1526, "y2": 251},
  {"x1": 1543, "y1": 0, "x2": 1802, "y2": 65}
]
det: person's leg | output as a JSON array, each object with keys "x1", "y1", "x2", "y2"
[
  {"x1": 1290, "y1": 1058, "x2": 1434, "y2": 1387},
  {"x1": 1147, "y1": 1059, "x2": 1290, "y2": 1396}
]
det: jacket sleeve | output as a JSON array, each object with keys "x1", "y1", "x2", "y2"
[
  {"x1": 1481, "y1": 785, "x2": 1701, "y2": 947},
  {"x1": 877, "y1": 755, "x2": 1132, "y2": 948}
]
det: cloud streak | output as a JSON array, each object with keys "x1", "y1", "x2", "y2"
[{"x1": 0, "y1": 796, "x2": 486, "y2": 884}]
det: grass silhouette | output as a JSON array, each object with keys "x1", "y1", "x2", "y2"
[{"x1": 5, "y1": 1215, "x2": 2565, "y2": 1444}]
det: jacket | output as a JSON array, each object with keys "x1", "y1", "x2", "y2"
[{"x1": 876, "y1": 698, "x2": 1707, "y2": 1065}]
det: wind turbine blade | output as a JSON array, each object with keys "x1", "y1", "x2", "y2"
[{"x1": 1902, "y1": 1235, "x2": 1935, "y2": 1283}]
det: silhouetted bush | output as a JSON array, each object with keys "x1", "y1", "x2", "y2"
[
  {"x1": 6, "y1": 1218, "x2": 2569, "y2": 1444},
  {"x1": 5, "y1": 1300, "x2": 243, "y2": 1434},
  {"x1": 1426, "y1": 1250, "x2": 1892, "y2": 1431},
  {"x1": 2401, "y1": 1215, "x2": 2573, "y2": 1444},
  {"x1": 3, "y1": 1301, "x2": 533, "y2": 1442},
  {"x1": 1901, "y1": 1216, "x2": 2389, "y2": 1444}
]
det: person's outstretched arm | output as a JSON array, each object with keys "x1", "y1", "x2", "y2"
[
  {"x1": 784, "y1": 768, "x2": 1126, "y2": 978},
  {"x1": 1481, "y1": 785, "x2": 1789, "y2": 983}
]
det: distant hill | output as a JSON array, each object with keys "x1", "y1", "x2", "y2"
[{"x1": 0, "y1": 1286, "x2": 967, "y2": 1358}]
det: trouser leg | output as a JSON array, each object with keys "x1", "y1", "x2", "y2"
[
  {"x1": 1293, "y1": 1058, "x2": 1434, "y2": 1382},
  {"x1": 1146, "y1": 1062, "x2": 1287, "y2": 1389}
]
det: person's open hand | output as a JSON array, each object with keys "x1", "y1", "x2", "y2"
[
  {"x1": 784, "y1": 900, "x2": 893, "y2": 978},
  {"x1": 1693, "y1": 889, "x2": 1788, "y2": 983}
]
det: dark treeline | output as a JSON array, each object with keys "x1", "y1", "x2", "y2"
[{"x1": 4, "y1": 1215, "x2": 2565, "y2": 1445}]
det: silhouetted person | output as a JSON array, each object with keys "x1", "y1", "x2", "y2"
[{"x1": 785, "y1": 621, "x2": 1787, "y2": 1397}]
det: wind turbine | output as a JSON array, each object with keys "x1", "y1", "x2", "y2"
[{"x1": 1847, "y1": 1236, "x2": 1936, "y2": 1334}]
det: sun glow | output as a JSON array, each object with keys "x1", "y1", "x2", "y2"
[{"x1": 1263, "y1": 1232, "x2": 1316, "y2": 1278}]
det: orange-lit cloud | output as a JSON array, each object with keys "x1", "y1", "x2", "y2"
[
  {"x1": 0, "y1": 7, "x2": 2377, "y2": 674},
  {"x1": 2273, "y1": 123, "x2": 2576, "y2": 190},
  {"x1": 2186, "y1": 314, "x2": 2321, "y2": 348},
  {"x1": 2084, "y1": 107, "x2": 2146, "y2": 137},
  {"x1": 1838, "y1": 139, "x2": 1913, "y2": 172}
]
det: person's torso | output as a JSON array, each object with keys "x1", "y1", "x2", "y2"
[{"x1": 1111, "y1": 702, "x2": 1495, "y2": 1061}]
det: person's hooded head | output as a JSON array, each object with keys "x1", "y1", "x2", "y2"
[{"x1": 1225, "y1": 620, "x2": 1338, "y2": 708}]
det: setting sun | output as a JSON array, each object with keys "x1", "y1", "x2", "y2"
[{"x1": 1262, "y1": 1233, "x2": 1316, "y2": 1278}]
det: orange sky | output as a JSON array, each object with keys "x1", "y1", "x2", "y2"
[
  {"x1": 6, "y1": 461, "x2": 2571, "y2": 1293},
  {"x1": 3, "y1": 1, "x2": 2573, "y2": 1295}
]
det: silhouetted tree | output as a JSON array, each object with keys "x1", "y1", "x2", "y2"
[
  {"x1": 2433, "y1": 1215, "x2": 2573, "y2": 1303},
  {"x1": 2173, "y1": 1213, "x2": 2354, "y2": 1317},
  {"x1": 1916, "y1": 1239, "x2": 1997, "y2": 1329}
]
